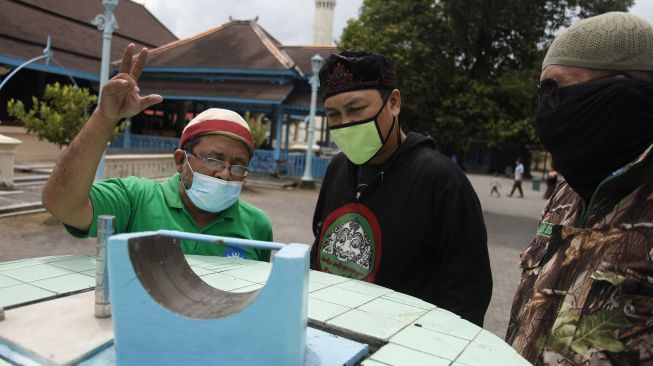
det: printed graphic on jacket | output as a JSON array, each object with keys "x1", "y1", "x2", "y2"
[{"x1": 317, "y1": 203, "x2": 381, "y2": 282}]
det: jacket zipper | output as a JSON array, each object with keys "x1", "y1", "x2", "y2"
[{"x1": 355, "y1": 170, "x2": 385, "y2": 202}]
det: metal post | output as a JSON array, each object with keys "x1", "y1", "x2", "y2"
[
  {"x1": 273, "y1": 107, "x2": 283, "y2": 167},
  {"x1": 299, "y1": 54, "x2": 323, "y2": 189},
  {"x1": 95, "y1": 215, "x2": 115, "y2": 318},
  {"x1": 284, "y1": 117, "x2": 291, "y2": 153},
  {"x1": 92, "y1": 0, "x2": 119, "y2": 181},
  {"x1": 123, "y1": 117, "x2": 132, "y2": 149}
]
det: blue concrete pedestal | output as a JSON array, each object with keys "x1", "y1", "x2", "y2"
[
  {"x1": 78, "y1": 326, "x2": 368, "y2": 366},
  {"x1": 106, "y1": 231, "x2": 367, "y2": 366}
]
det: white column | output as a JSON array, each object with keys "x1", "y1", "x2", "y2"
[
  {"x1": 0, "y1": 134, "x2": 22, "y2": 189},
  {"x1": 313, "y1": 0, "x2": 336, "y2": 45}
]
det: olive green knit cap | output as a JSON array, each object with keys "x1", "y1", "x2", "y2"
[{"x1": 543, "y1": 12, "x2": 653, "y2": 71}]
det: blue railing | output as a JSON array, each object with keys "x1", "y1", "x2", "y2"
[
  {"x1": 110, "y1": 133, "x2": 332, "y2": 179},
  {"x1": 110, "y1": 133, "x2": 179, "y2": 151},
  {"x1": 249, "y1": 149, "x2": 330, "y2": 179}
]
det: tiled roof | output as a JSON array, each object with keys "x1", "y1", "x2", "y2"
[
  {"x1": 281, "y1": 46, "x2": 336, "y2": 109},
  {"x1": 145, "y1": 20, "x2": 296, "y2": 71},
  {"x1": 0, "y1": 0, "x2": 177, "y2": 74},
  {"x1": 139, "y1": 79, "x2": 293, "y2": 103},
  {"x1": 284, "y1": 88, "x2": 326, "y2": 109},
  {"x1": 0, "y1": 0, "x2": 341, "y2": 109},
  {"x1": 282, "y1": 45, "x2": 338, "y2": 76}
]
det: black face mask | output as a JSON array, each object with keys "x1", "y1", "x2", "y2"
[{"x1": 536, "y1": 77, "x2": 653, "y2": 201}]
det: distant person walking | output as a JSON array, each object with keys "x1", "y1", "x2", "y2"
[
  {"x1": 490, "y1": 173, "x2": 502, "y2": 197},
  {"x1": 542, "y1": 169, "x2": 558, "y2": 199},
  {"x1": 507, "y1": 158, "x2": 524, "y2": 198}
]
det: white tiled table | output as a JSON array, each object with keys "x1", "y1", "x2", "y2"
[{"x1": 0, "y1": 255, "x2": 530, "y2": 366}]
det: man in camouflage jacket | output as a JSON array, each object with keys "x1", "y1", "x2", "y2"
[{"x1": 506, "y1": 12, "x2": 653, "y2": 365}]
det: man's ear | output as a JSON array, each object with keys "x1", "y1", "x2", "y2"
[
  {"x1": 389, "y1": 89, "x2": 401, "y2": 116},
  {"x1": 173, "y1": 149, "x2": 186, "y2": 173}
]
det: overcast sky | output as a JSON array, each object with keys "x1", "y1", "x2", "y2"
[
  {"x1": 141, "y1": 0, "x2": 653, "y2": 46},
  {"x1": 141, "y1": 0, "x2": 364, "y2": 45}
]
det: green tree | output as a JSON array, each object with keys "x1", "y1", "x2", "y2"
[
  {"x1": 339, "y1": 0, "x2": 634, "y2": 154},
  {"x1": 249, "y1": 123, "x2": 267, "y2": 149},
  {"x1": 6, "y1": 82, "x2": 123, "y2": 148},
  {"x1": 243, "y1": 111, "x2": 268, "y2": 148}
]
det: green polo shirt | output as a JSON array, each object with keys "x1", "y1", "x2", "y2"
[{"x1": 65, "y1": 174, "x2": 272, "y2": 261}]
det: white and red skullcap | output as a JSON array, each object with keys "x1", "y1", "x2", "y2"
[{"x1": 180, "y1": 108, "x2": 254, "y2": 159}]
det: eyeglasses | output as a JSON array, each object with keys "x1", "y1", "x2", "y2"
[
  {"x1": 537, "y1": 78, "x2": 560, "y2": 110},
  {"x1": 185, "y1": 150, "x2": 249, "y2": 177}
]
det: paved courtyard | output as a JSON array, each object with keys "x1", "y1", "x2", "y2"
[{"x1": 0, "y1": 172, "x2": 545, "y2": 339}]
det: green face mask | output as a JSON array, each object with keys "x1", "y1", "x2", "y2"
[{"x1": 329, "y1": 96, "x2": 394, "y2": 165}]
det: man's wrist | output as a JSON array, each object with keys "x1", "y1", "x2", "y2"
[{"x1": 92, "y1": 107, "x2": 120, "y2": 127}]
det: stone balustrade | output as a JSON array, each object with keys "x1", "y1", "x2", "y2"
[{"x1": 105, "y1": 154, "x2": 176, "y2": 179}]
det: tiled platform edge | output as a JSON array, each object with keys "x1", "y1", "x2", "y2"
[{"x1": 0, "y1": 255, "x2": 531, "y2": 366}]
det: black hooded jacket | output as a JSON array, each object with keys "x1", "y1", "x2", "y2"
[{"x1": 311, "y1": 132, "x2": 492, "y2": 326}]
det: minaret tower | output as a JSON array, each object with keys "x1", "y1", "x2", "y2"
[{"x1": 313, "y1": 0, "x2": 336, "y2": 45}]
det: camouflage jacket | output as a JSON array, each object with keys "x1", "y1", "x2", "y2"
[{"x1": 506, "y1": 144, "x2": 653, "y2": 366}]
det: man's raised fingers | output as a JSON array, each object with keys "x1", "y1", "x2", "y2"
[
  {"x1": 140, "y1": 94, "x2": 163, "y2": 110},
  {"x1": 130, "y1": 47, "x2": 149, "y2": 81},
  {"x1": 112, "y1": 73, "x2": 137, "y2": 89},
  {"x1": 102, "y1": 79, "x2": 130, "y2": 96},
  {"x1": 118, "y1": 43, "x2": 136, "y2": 75}
]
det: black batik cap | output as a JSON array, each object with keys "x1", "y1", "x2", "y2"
[{"x1": 319, "y1": 49, "x2": 399, "y2": 100}]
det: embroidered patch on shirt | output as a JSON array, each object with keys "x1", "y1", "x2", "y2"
[
  {"x1": 536, "y1": 221, "x2": 554, "y2": 238},
  {"x1": 224, "y1": 246, "x2": 246, "y2": 259}
]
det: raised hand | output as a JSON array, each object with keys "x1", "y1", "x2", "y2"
[{"x1": 97, "y1": 43, "x2": 163, "y2": 122}]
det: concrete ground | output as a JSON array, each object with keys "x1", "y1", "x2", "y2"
[
  {"x1": 0, "y1": 172, "x2": 546, "y2": 339},
  {"x1": 469, "y1": 174, "x2": 544, "y2": 338}
]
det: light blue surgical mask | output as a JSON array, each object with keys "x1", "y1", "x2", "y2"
[{"x1": 183, "y1": 154, "x2": 243, "y2": 213}]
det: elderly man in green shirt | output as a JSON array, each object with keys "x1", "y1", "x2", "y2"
[{"x1": 42, "y1": 44, "x2": 272, "y2": 261}]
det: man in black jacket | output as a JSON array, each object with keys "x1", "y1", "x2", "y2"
[{"x1": 311, "y1": 49, "x2": 493, "y2": 326}]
